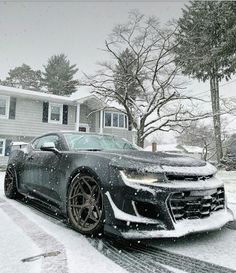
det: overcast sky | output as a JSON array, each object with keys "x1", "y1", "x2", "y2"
[
  {"x1": 0, "y1": 1, "x2": 185, "y2": 78},
  {"x1": 1, "y1": 0, "x2": 236, "y2": 136}
]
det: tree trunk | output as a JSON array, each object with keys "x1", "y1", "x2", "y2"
[
  {"x1": 210, "y1": 76, "x2": 223, "y2": 164},
  {"x1": 136, "y1": 129, "x2": 144, "y2": 148}
]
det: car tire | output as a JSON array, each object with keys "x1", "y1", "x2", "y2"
[
  {"x1": 67, "y1": 173, "x2": 105, "y2": 236},
  {"x1": 4, "y1": 165, "x2": 20, "y2": 199}
]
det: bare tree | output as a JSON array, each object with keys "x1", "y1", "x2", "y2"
[
  {"x1": 177, "y1": 119, "x2": 229, "y2": 161},
  {"x1": 86, "y1": 11, "x2": 208, "y2": 147}
]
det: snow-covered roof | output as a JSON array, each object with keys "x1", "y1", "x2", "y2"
[
  {"x1": 0, "y1": 85, "x2": 74, "y2": 104},
  {"x1": 105, "y1": 100, "x2": 126, "y2": 111},
  {"x1": 180, "y1": 145, "x2": 203, "y2": 154},
  {"x1": 0, "y1": 85, "x2": 129, "y2": 112},
  {"x1": 144, "y1": 144, "x2": 181, "y2": 153},
  {"x1": 70, "y1": 86, "x2": 93, "y2": 101}
]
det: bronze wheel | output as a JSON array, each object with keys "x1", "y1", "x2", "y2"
[
  {"x1": 4, "y1": 165, "x2": 19, "y2": 199},
  {"x1": 67, "y1": 174, "x2": 104, "y2": 235}
]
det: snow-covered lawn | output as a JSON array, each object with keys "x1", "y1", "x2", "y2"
[
  {"x1": 218, "y1": 170, "x2": 236, "y2": 203},
  {"x1": 0, "y1": 171, "x2": 236, "y2": 273}
]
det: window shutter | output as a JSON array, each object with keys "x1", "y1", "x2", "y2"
[
  {"x1": 9, "y1": 97, "x2": 16, "y2": 119},
  {"x1": 63, "y1": 104, "x2": 68, "y2": 125},
  {"x1": 42, "y1": 102, "x2": 49, "y2": 123},
  {"x1": 5, "y1": 139, "x2": 12, "y2": 156}
]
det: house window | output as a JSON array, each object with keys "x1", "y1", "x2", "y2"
[
  {"x1": 49, "y1": 103, "x2": 63, "y2": 123},
  {"x1": 104, "y1": 112, "x2": 128, "y2": 129},
  {"x1": 119, "y1": 114, "x2": 124, "y2": 128},
  {"x1": 113, "y1": 113, "x2": 118, "y2": 127},
  {"x1": 0, "y1": 96, "x2": 10, "y2": 119},
  {"x1": 0, "y1": 139, "x2": 6, "y2": 156},
  {"x1": 105, "y1": 112, "x2": 112, "y2": 127}
]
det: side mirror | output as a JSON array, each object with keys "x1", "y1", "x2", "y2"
[{"x1": 40, "y1": 142, "x2": 60, "y2": 154}]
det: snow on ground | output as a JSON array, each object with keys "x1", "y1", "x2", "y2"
[
  {"x1": 0, "y1": 172, "x2": 127, "y2": 273},
  {"x1": 0, "y1": 209, "x2": 41, "y2": 273},
  {"x1": 0, "y1": 171, "x2": 236, "y2": 273},
  {"x1": 218, "y1": 170, "x2": 236, "y2": 203},
  {"x1": 149, "y1": 171, "x2": 236, "y2": 270}
]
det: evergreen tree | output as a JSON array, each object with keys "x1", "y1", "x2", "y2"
[
  {"x1": 1, "y1": 64, "x2": 42, "y2": 90},
  {"x1": 114, "y1": 48, "x2": 143, "y2": 100},
  {"x1": 43, "y1": 54, "x2": 79, "y2": 95},
  {"x1": 175, "y1": 1, "x2": 236, "y2": 164}
]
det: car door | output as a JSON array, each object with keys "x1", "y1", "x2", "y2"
[{"x1": 22, "y1": 134, "x2": 63, "y2": 205}]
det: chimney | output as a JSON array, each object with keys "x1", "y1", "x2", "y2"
[{"x1": 152, "y1": 142, "x2": 157, "y2": 153}]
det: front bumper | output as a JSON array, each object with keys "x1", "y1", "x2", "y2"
[
  {"x1": 120, "y1": 208, "x2": 234, "y2": 239},
  {"x1": 103, "y1": 173, "x2": 234, "y2": 239}
]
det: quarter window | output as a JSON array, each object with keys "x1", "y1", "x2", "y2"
[
  {"x1": 0, "y1": 139, "x2": 6, "y2": 156},
  {"x1": 49, "y1": 103, "x2": 62, "y2": 123},
  {"x1": 0, "y1": 96, "x2": 10, "y2": 119},
  {"x1": 104, "y1": 112, "x2": 128, "y2": 129}
]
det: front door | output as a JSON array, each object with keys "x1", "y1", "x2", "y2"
[{"x1": 20, "y1": 134, "x2": 63, "y2": 205}]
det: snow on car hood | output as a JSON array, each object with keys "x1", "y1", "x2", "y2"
[{"x1": 100, "y1": 150, "x2": 217, "y2": 177}]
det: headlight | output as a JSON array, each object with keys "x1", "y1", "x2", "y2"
[{"x1": 120, "y1": 170, "x2": 166, "y2": 185}]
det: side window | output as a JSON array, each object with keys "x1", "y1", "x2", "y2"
[{"x1": 33, "y1": 135, "x2": 62, "y2": 150}]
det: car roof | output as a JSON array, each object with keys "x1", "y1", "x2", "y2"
[{"x1": 32, "y1": 131, "x2": 116, "y2": 141}]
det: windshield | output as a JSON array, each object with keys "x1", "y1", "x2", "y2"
[{"x1": 63, "y1": 133, "x2": 141, "y2": 151}]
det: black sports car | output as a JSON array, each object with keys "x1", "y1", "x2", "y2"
[{"x1": 4, "y1": 132, "x2": 234, "y2": 239}]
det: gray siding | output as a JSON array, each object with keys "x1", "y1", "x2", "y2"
[
  {"x1": 79, "y1": 104, "x2": 97, "y2": 133},
  {"x1": 0, "y1": 97, "x2": 76, "y2": 137},
  {"x1": 79, "y1": 104, "x2": 89, "y2": 124},
  {"x1": 103, "y1": 128, "x2": 133, "y2": 142}
]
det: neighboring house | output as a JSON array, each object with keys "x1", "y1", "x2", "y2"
[
  {"x1": 144, "y1": 144, "x2": 182, "y2": 154},
  {"x1": 144, "y1": 143, "x2": 204, "y2": 159},
  {"x1": 0, "y1": 85, "x2": 133, "y2": 165},
  {"x1": 177, "y1": 145, "x2": 204, "y2": 159}
]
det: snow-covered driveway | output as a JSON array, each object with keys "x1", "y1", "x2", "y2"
[{"x1": 0, "y1": 171, "x2": 236, "y2": 273}]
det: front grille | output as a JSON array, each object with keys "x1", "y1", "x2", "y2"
[{"x1": 169, "y1": 187, "x2": 225, "y2": 221}]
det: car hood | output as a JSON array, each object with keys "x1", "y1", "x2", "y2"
[
  {"x1": 105, "y1": 150, "x2": 205, "y2": 167},
  {"x1": 93, "y1": 150, "x2": 217, "y2": 177}
]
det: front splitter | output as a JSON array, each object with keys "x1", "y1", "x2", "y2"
[{"x1": 120, "y1": 208, "x2": 234, "y2": 239}]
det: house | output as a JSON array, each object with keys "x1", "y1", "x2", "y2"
[
  {"x1": 177, "y1": 145, "x2": 204, "y2": 159},
  {"x1": 0, "y1": 85, "x2": 134, "y2": 165},
  {"x1": 144, "y1": 144, "x2": 182, "y2": 154},
  {"x1": 144, "y1": 142, "x2": 204, "y2": 159}
]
